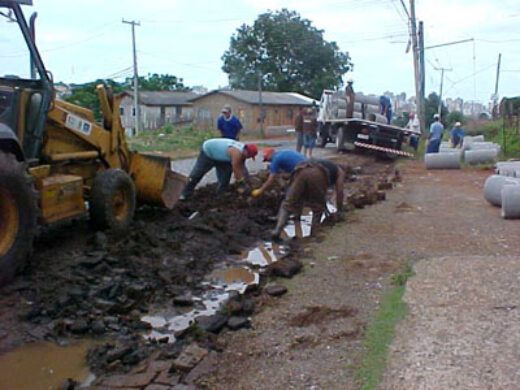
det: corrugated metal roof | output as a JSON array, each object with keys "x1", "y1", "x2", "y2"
[
  {"x1": 190, "y1": 89, "x2": 314, "y2": 106},
  {"x1": 122, "y1": 90, "x2": 197, "y2": 106}
]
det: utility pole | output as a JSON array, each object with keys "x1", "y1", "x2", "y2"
[
  {"x1": 418, "y1": 21, "x2": 425, "y2": 126},
  {"x1": 409, "y1": 0, "x2": 424, "y2": 134},
  {"x1": 434, "y1": 66, "x2": 452, "y2": 115},
  {"x1": 258, "y1": 73, "x2": 264, "y2": 137},
  {"x1": 492, "y1": 53, "x2": 502, "y2": 119},
  {"x1": 123, "y1": 19, "x2": 140, "y2": 135}
]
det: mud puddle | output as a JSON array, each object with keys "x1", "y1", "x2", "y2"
[
  {"x1": 0, "y1": 339, "x2": 96, "y2": 390},
  {"x1": 142, "y1": 290, "x2": 231, "y2": 342}
]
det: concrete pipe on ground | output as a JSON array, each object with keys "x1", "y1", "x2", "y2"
[
  {"x1": 424, "y1": 152, "x2": 461, "y2": 169},
  {"x1": 501, "y1": 184, "x2": 520, "y2": 219},
  {"x1": 440, "y1": 149, "x2": 463, "y2": 159},
  {"x1": 496, "y1": 161, "x2": 520, "y2": 177},
  {"x1": 464, "y1": 149, "x2": 498, "y2": 165},
  {"x1": 462, "y1": 135, "x2": 485, "y2": 151},
  {"x1": 483, "y1": 175, "x2": 520, "y2": 207}
]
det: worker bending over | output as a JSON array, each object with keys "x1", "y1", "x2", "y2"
[
  {"x1": 180, "y1": 138, "x2": 257, "y2": 199},
  {"x1": 271, "y1": 159, "x2": 345, "y2": 238},
  {"x1": 251, "y1": 148, "x2": 307, "y2": 197}
]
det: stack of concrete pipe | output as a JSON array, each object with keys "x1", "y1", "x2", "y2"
[
  {"x1": 425, "y1": 142, "x2": 462, "y2": 169},
  {"x1": 331, "y1": 91, "x2": 387, "y2": 123},
  {"x1": 463, "y1": 135, "x2": 500, "y2": 165},
  {"x1": 426, "y1": 134, "x2": 501, "y2": 169},
  {"x1": 483, "y1": 161, "x2": 520, "y2": 219}
]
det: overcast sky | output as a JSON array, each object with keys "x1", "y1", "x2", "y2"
[{"x1": 2, "y1": 0, "x2": 519, "y2": 104}]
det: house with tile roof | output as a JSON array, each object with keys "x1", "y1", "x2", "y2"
[{"x1": 189, "y1": 89, "x2": 314, "y2": 136}]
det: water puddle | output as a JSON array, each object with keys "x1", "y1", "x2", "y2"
[
  {"x1": 142, "y1": 203, "x2": 337, "y2": 342},
  {"x1": 241, "y1": 240, "x2": 290, "y2": 267},
  {"x1": 143, "y1": 290, "x2": 231, "y2": 342},
  {"x1": 0, "y1": 340, "x2": 95, "y2": 390},
  {"x1": 210, "y1": 267, "x2": 260, "y2": 293}
]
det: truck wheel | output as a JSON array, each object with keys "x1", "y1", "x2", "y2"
[
  {"x1": 336, "y1": 127, "x2": 345, "y2": 151},
  {"x1": 317, "y1": 133, "x2": 327, "y2": 148},
  {"x1": 0, "y1": 152, "x2": 38, "y2": 286},
  {"x1": 89, "y1": 169, "x2": 136, "y2": 231},
  {"x1": 316, "y1": 124, "x2": 328, "y2": 148}
]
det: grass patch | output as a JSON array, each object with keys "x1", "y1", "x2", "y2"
[
  {"x1": 355, "y1": 264, "x2": 414, "y2": 389},
  {"x1": 127, "y1": 124, "x2": 216, "y2": 154},
  {"x1": 470, "y1": 119, "x2": 520, "y2": 159}
]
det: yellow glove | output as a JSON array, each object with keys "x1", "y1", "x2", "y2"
[{"x1": 251, "y1": 189, "x2": 262, "y2": 198}]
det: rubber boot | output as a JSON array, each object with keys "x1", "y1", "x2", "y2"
[
  {"x1": 310, "y1": 211, "x2": 323, "y2": 236},
  {"x1": 272, "y1": 208, "x2": 290, "y2": 239}
]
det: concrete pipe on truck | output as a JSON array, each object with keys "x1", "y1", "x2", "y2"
[
  {"x1": 354, "y1": 93, "x2": 380, "y2": 106},
  {"x1": 501, "y1": 184, "x2": 520, "y2": 219},
  {"x1": 424, "y1": 152, "x2": 461, "y2": 169},
  {"x1": 483, "y1": 175, "x2": 520, "y2": 207},
  {"x1": 464, "y1": 149, "x2": 498, "y2": 165}
]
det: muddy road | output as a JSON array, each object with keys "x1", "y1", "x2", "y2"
[{"x1": 0, "y1": 145, "x2": 399, "y2": 389}]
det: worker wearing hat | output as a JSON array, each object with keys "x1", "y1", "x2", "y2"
[
  {"x1": 180, "y1": 138, "x2": 257, "y2": 199},
  {"x1": 426, "y1": 113, "x2": 444, "y2": 153},
  {"x1": 345, "y1": 78, "x2": 355, "y2": 118},
  {"x1": 450, "y1": 121, "x2": 465, "y2": 148},
  {"x1": 217, "y1": 105, "x2": 243, "y2": 140},
  {"x1": 251, "y1": 148, "x2": 306, "y2": 198}
]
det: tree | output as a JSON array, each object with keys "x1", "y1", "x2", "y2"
[
  {"x1": 424, "y1": 92, "x2": 448, "y2": 129},
  {"x1": 65, "y1": 74, "x2": 189, "y2": 120},
  {"x1": 66, "y1": 79, "x2": 124, "y2": 120},
  {"x1": 445, "y1": 110, "x2": 464, "y2": 127},
  {"x1": 126, "y1": 73, "x2": 189, "y2": 91},
  {"x1": 222, "y1": 9, "x2": 353, "y2": 99}
]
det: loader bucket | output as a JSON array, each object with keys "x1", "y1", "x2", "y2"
[{"x1": 129, "y1": 153, "x2": 187, "y2": 209}]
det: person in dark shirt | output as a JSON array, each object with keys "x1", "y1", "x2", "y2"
[
  {"x1": 217, "y1": 105, "x2": 243, "y2": 140},
  {"x1": 271, "y1": 158, "x2": 345, "y2": 238}
]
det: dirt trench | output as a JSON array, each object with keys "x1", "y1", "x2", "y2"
[{"x1": 0, "y1": 151, "x2": 398, "y2": 389}]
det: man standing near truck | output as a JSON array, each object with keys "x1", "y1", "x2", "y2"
[
  {"x1": 302, "y1": 107, "x2": 317, "y2": 158},
  {"x1": 294, "y1": 107, "x2": 304, "y2": 153}
]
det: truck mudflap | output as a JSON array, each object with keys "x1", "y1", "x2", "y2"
[{"x1": 354, "y1": 141, "x2": 415, "y2": 158}]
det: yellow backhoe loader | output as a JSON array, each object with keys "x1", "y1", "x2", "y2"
[{"x1": 0, "y1": 0, "x2": 186, "y2": 285}]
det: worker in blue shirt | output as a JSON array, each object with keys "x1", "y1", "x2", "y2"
[
  {"x1": 217, "y1": 105, "x2": 243, "y2": 140},
  {"x1": 426, "y1": 114, "x2": 445, "y2": 153},
  {"x1": 379, "y1": 95, "x2": 393, "y2": 124},
  {"x1": 450, "y1": 122, "x2": 465, "y2": 148},
  {"x1": 180, "y1": 138, "x2": 258, "y2": 199},
  {"x1": 251, "y1": 148, "x2": 306, "y2": 198}
]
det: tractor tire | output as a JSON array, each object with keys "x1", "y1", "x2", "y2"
[
  {"x1": 0, "y1": 152, "x2": 38, "y2": 286},
  {"x1": 89, "y1": 169, "x2": 136, "y2": 231}
]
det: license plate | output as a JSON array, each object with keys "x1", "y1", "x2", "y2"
[{"x1": 357, "y1": 133, "x2": 369, "y2": 140}]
